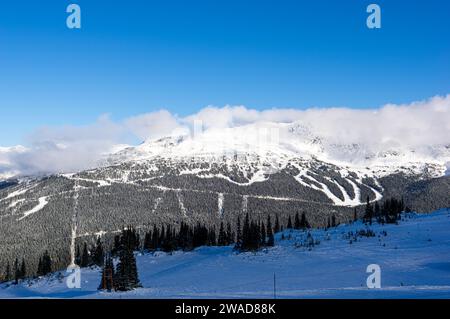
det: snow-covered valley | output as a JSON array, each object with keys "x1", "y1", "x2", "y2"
[{"x1": 2, "y1": 209, "x2": 450, "y2": 299}]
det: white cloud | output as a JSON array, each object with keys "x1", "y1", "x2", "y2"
[
  {"x1": 1, "y1": 94, "x2": 449, "y2": 178},
  {"x1": 180, "y1": 95, "x2": 450, "y2": 149},
  {"x1": 124, "y1": 110, "x2": 180, "y2": 141},
  {"x1": 1, "y1": 115, "x2": 124, "y2": 177}
]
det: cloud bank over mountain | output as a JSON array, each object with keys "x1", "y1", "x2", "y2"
[{"x1": 1, "y1": 95, "x2": 449, "y2": 178}]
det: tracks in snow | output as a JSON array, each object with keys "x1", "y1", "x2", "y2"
[
  {"x1": 17, "y1": 197, "x2": 48, "y2": 221},
  {"x1": 292, "y1": 164, "x2": 383, "y2": 207}
]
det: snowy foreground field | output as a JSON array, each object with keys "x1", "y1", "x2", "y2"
[{"x1": 1, "y1": 209, "x2": 450, "y2": 299}]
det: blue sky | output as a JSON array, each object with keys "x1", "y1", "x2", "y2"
[{"x1": 0, "y1": 0, "x2": 449, "y2": 145}]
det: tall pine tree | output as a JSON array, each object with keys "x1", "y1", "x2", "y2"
[
  {"x1": 287, "y1": 216, "x2": 293, "y2": 229},
  {"x1": 98, "y1": 254, "x2": 115, "y2": 292},
  {"x1": 20, "y1": 258, "x2": 26, "y2": 279},
  {"x1": 235, "y1": 216, "x2": 242, "y2": 250},
  {"x1": 218, "y1": 222, "x2": 227, "y2": 246},
  {"x1": 364, "y1": 196, "x2": 373, "y2": 225},
  {"x1": 5, "y1": 263, "x2": 11, "y2": 282},
  {"x1": 260, "y1": 221, "x2": 266, "y2": 246},
  {"x1": 294, "y1": 213, "x2": 301, "y2": 229},
  {"x1": 267, "y1": 215, "x2": 274, "y2": 247},
  {"x1": 80, "y1": 242, "x2": 90, "y2": 267},
  {"x1": 114, "y1": 228, "x2": 141, "y2": 291},
  {"x1": 300, "y1": 212, "x2": 311, "y2": 229},
  {"x1": 274, "y1": 215, "x2": 280, "y2": 234},
  {"x1": 92, "y1": 238, "x2": 104, "y2": 267}
]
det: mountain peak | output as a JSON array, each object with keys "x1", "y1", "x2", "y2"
[{"x1": 107, "y1": 121, "x2": 449, "y2": 177}]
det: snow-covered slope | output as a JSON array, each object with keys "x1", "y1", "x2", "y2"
[
  {"x1": 70, "y1": 121, "x2": 444, "y2": 209},
  {"x1": 2, "y1": 209, "x2": 450, "y2": 299}
]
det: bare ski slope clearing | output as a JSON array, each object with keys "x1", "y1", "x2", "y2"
[{"x1": 1, "y1": 209, "x2": 450, "y2": 299}]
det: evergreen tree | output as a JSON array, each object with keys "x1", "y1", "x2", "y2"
[
  {"x1": 114, "y1": 249, "x2": 140, "y2": 291},
  {"x1": 112, "y1": 235, "x2": 121, "y2": 257},
  {"x1": 242, "y1": 213, "x2": 250, "y2": 249},
  {"x1": 374, "y1": 202, "x2": 380, "y2": 217},
  {"x1": 267, "y1": 215, "x2": 274, "y2": 247},
  {"x1": 364, "y1": 196, "x2": 373, "y2": 225},
  {"x1": 235, "y1": 216, "x2": 242, "y2": 249},
  {"x1": 159, "y1": 225, "x2": 166, "y2": 248},
  {"x1": 81, "y1": 242, "x2": 90, "y2": 267},
  {"x1": 218, "y1": 222, "x2": 227, "y2": 246},
  {"x1": 143, "y1": 230, "x2": 152, "y2": 251},
  {"x1": 41, "y1": 251, "x2": 52, "y2": 276},
  {"x1": 294, "y1": 213, "x2": 301, "y2": 229},
  {"x1": 274, "y1": 215, "x2": 280, "y2": 234},
  {"x1": 13, "y1": 258, "x2": 19, "y2": 284},
  {"x1": 300, "y1": 212, "x2": 311, "y2": 229},
  {"x1": 186, "y1": 225, "x2": 194, "y2": 250},
  {"x1": 93, "y1": 238, "x2": 104, "y2": 267},
  {"x1": 5, "y1": 263, "x2": 11, "y2": 282},
  {"x1": 135, "y1": 231, "x2": 141, "y2": 251},
  {"x1": 75, "y1": 244, "x2": 81, "y2": 266},
  {"x1": 98, "y1": 254, "x2": 115, "y2": 292},
  {"x1": 37, "y1": 258, "x2": 43, "y2": 277},
  {"x1": 114, "y1": 228, "x2": 141, "y2": 291},
  {"x1": 287, "y1": 216, "x2": 293, "y2": 229},
  {"x1": 151, "y1": 224, "x2": 160, "y2": 250},
  {"x1": 331, "y1": 215, "x2": 337, "y2": 227},
  {"x1": 208, "y1": 226, "x2": 216, "y2": 246},
  {"x1": 20, "y1": 258, "x2": 26, "y2": 279},
  {"x1": 249, "y1": 221, "x2": 261, "y2": 250},
  {"x1": 177, "y1": 222, "x2": 193, "y2": 251},
  {"x1": 255, "y1": 221, "x2": 261, "y2": 248},
  {"x1": 226, "y1": 222, "x2": 233, "y2": 245},
  {"x1": 193, "y1": 223, "x2": 208, "y2": 247},
  {"x1": 177, "y1": 222, "x2": 185, "y2": 250},
  {"x1": 162, "y1": 224, "x2": 177, "y2": 252},
  {"x1": 374, "y1": 202, "x2": 381, "y2": 223},
  {"x1": 260, "y1": 221, "x2": 266, "y2": 246},
  {"x1": 382, "y1": 197, "x2": 403, "y2": 223},
  {"x1": 239, "y1": 215, "x2": 265, "y2": 252}
]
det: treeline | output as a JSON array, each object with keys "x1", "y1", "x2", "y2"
[
  {"x1": 137, "y1": 212, "x2": 311, "y2": 253},
  {"x1": 0, "y1": 251, "x2": 52, "y2": 284},
  {"x1": 0, "y1": 210, "x2": 315, "y2": 284},
  {"x1": 236, "y1": 214, "x2": 274, "y2": 251},
  {"x1": 363, "y1": 196, "x2": 409, "y2": 225},
  {"x1": 0, "y1": 210, "x2": 315, "y2": 285},
  {"x1": 95, "y1": 199, "x2": 409, "y2": 292},
  {"x1": 141, "y1": 222, "x2": 219, "y2": 253},
  {"x1": 97, "y1": 212, "x2": 312, "y2": 291},
  {"x1": 75, "y1": 238, "x2": 105, "y2": 268}
]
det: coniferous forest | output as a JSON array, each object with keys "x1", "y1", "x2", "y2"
[{"x1": 0, "y1": 196, "x2": 410, "y2": 290}]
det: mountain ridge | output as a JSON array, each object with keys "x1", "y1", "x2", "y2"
[{"x1": 1, "y1": 122, "x2": 449, "y2": 275}]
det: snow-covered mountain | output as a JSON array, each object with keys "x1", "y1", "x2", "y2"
[
  {"x1": 108, "y1": 121, "x2": 450, "y2": 178},
  {"x1": 1, "y1": 120, "x2": 449, "y2": 182},
  {"x1": 1, "y1": 121, "x2": 449, "y2": 278}
]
